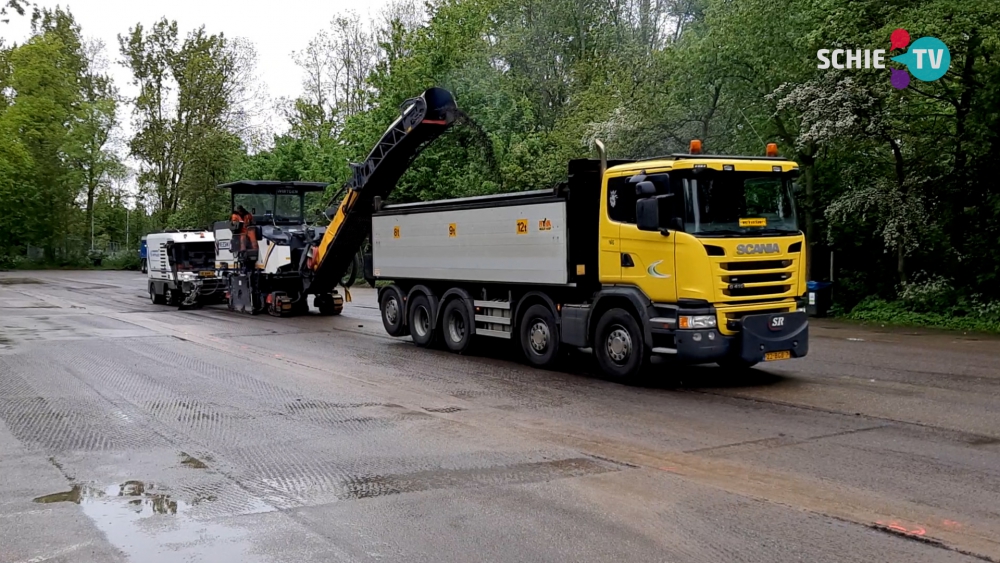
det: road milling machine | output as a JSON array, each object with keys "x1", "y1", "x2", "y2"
[{"x1": 213, "y1": 87, "x2": 459, "y2": 316}]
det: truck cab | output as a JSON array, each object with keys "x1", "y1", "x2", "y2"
[{"x1": 146, "y1": 231, "x2": 224, "y2": 308}]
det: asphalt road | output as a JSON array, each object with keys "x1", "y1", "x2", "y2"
[{"x1": 2, "y1": 270, "x2": 999, "y2": 563}]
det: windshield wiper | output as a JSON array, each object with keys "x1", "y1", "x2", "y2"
[
  {"x1": 692, "y1": 229, "x2": 744, "y2": 237},
  {"x1": 753, "y1": 228, "x2": 799, "y2": 236}
]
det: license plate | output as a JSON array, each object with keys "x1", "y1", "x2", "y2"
[
  {"x1": 765, "y1": 350, "x2": 791, "y2": 361},
  {"x1": 199, "y1": 271, "x2": 215, "y2": 277}
]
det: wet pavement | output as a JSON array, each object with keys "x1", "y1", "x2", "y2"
[{"x1": 1, "y1": 270, "x2": 999, "y2": 563}]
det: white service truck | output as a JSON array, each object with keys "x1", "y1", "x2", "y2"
[{"x1": 146, "y1": 231, "x2": 225, "y2": 308}]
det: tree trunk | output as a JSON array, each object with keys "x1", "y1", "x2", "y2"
[
  {"x1": 888, "y1": 137, "x2": 906, "y2": 284},
  {"x1": 801, "y1": 154, "x2": 816, "y2": 281}
]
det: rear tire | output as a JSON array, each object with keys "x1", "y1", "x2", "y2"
[
  {"x1": 380, "y1": 286, "x2": 409, "y2": 337},
  {"x1": 316, "y1": 294, "x2": 343, "y2": 316},
  {"x1": 408, "y1": 294, "x2": 437, "y2": 348},
  {"x1": 442, "y1": 299, "x2": 473, "y2": 353},
  {"x1": 519, "y1": 304, "x2": 560, "y2": 368},
  {"x1": 594, "y1": 308, "x2": 646, "y2": 381}
]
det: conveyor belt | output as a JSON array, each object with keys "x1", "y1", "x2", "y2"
[{"x1": 307, "y1": 88, "x2": 458, "y2": 294}]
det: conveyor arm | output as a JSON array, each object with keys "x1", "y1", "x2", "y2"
[{"x1": 306, "y1": 88, "x2": 458, "y2": 294}]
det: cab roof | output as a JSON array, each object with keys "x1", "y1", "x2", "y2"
[
  {"x1": 217, "y1": 180, "x2": 328, "y2": 193},
  {"x1": 607, "y1": 153, "x2": 798, "y2": 175}
]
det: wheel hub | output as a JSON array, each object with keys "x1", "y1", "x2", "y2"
[
  {"x1": 448, "y1": 312, "x2": 465, "y2": 342},
  {"x1": 385, "y1": 298, "x2": 399, "y2": 324},
  {"x1": 529, "y1": 321, "x2": 549, "y2": 353},
  {"x1": 607, "y1": 327, "x2": 632, "y2": 363},
  {"x1": 414, "y1": 307, "x2": 429, "y2": 336}
]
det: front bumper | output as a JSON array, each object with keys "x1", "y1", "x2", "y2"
[{"x1": 669, "y1": 311, "x2": 809, "y2": 365}]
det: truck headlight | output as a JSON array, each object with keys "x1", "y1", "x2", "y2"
[{"x1": 678, "y1": 315, "x2": 717, "y2": 329}]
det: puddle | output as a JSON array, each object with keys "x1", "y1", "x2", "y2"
[
  {"x1": 0, "y1": 277, "x2": 43, "y2": 285},
  {"x1": 33, "y1": 484, "x2": 105, "y2": 504},
  {"x1": 180, "y1": 452, "x2": 208, "y2": 469},
  {"x1": 33, "y1": 480, "x2": 264, "y2": 562}
]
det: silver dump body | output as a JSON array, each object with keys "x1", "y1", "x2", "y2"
[{"x1": 372, "y1": 190, "x2": 569, "y2": 285}]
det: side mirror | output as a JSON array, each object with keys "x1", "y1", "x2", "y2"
[
  {"x1": 649, "y1": 173, "x2": 671, "y2": 194},
  {"x1": 637, "y1": 195, "x2": 679, "y2": 234},
  {"x1": 636, "y1": 181, "x2": 656, "y2": 197},
  {"x1": 636, "y1": 199, "x2": 660, "y2": 231}
]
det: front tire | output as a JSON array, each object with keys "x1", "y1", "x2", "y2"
[
  {"x1": 442, "y1": 299, "x2": 473, "y2": 353},
  {"x1": 149, "y1": 283, "x2": 166, "y2": 305},
  {"x1": 594, "y1": 308, "x2": 646, "y2": 381},
  {"x1": 408, "y1": 294, "x2": 437, "y2": 348},
  {"x1": 380, "y1": 286, "x2": 409, "y2": 337},
  {"x1": 519, "y1": 304, "x2": 560, "y2": 368}
]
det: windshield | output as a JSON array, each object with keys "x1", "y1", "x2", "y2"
[
  {"x1": 274, "y1": 193, "x2": 303, "y2": 223},
  {"x1": 169, "y1": 242, "x2": 215, "y2": 270},
  {"x1": 234, "y1": 194, "x2": 272, "y2": 218},
  {"x1": 682, "y1": 173, "x2": 798, "y2": 236},
  {"x1": 232, "y1": 192, "x2": 304, "y2": 224}
]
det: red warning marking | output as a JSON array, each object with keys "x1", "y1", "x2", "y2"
[
  {"x1": 942, "y1": 519, "x2": 962, "y2": 529},
  {"x1": 876, "y1": 521, "x2": 926, "y2": 536},
  {"x1": 658, "y1": 466, "x2": 680, "y2": 473}
]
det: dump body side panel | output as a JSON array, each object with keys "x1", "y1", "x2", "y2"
[{"x1": 373, "y1": 200, "x2": 570, "y2": 285}]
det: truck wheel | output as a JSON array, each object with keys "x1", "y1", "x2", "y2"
[
  {"x1": 520, "y1": 304, "x2": 560, "y2": 368},
  {"x1": 595, "y1": 308, "x2": 646, "y2": 381},
  {"x1": 316, "y1": 293, "x2": 343, "y2": 316},
  {"x1": 442, "y1": 299, "x2": 473, "y2": 353},
  {"x1": 341, "y1": 254, "x2": 360, "y2": 288},
  {"x1": 149, "y1": 283, "x2": 166, "y2": 305},
  {"x1": 380, "y1": 286, "x2": 409, "y2": 337},
  {"x1": 408, "y1": 294, "x2": 437, "y2": 348},
  {"x1": 166, "y1": 289, "x2": 182, "y2": 307}
]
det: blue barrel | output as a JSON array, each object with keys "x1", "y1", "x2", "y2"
[{"x1": 806, "y1": 280, "x2": 833, "y2": 317}]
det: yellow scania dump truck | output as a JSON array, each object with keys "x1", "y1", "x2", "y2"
[{"x1": 371, "y1": 140, "x2": 809, "y2": 380}]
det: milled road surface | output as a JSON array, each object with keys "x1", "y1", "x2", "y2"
[{"x1": 2, "y1": 271, "x2": 999, "y2": 563}]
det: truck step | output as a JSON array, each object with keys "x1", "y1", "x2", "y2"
[
  {"x1": 477, "y1": 328, "x2": 512, "y2": 339},
  {"x1": 474, "y1": 315, "x2": 511, "y2": 325},
  {"x1": 474, "y1": 300, "x2": 510, "y2": 310}
]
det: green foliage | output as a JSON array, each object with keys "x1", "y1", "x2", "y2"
[
  {"x1": 3, "y1": 0, "x2": 1000, "y2": 303},
  {"x1": 846, "y1": 297, "x2": 1000, "y2": 333}
]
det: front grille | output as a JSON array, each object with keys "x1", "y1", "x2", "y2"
[
  {"x1": 724, "y1": 285, "x2": 791, "y2": 297},
  {"x1": 722, "y1": 260, "x2": 791, "y2": 271},
  {"x1": 725, "y1": 272, "x2": 791, "y2": 284}
]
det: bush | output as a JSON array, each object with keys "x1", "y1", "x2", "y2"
[
  {"x1": 846, "y1": 296, "x2": 1000, "y2": 333},
  {"x1": 103, "y1": 253, "x2": 141, "y2": 271},
  {"x1": 897, "y1": 273, "x2": 957, "y2": 312}
]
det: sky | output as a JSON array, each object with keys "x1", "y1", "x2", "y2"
[{"x1": 0, "y1": 0, "x2": 393, "y2": 135}]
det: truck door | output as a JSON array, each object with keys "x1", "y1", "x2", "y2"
[
  {"x1": 616, "y1": 176, "x2": 677, "y2": 303},
  {"x1": 599, "y1": 176, "x2": 627, "y2": 283}
]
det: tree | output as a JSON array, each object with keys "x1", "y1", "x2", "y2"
[{"x1": 119, "y1": 18, "x2": 255, "y2": 228}]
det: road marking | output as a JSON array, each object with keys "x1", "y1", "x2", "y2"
[{"x1": 14, "y1": 541, "x2": 91, "y2": 563}]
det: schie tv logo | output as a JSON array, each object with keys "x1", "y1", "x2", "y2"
[{"x1": 817, "y1": 29, "x2": 951, "y2": 90}]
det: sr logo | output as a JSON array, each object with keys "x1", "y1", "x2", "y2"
[{"x1": 769, "y1": 316, "x2": 785, "y2": 331}]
